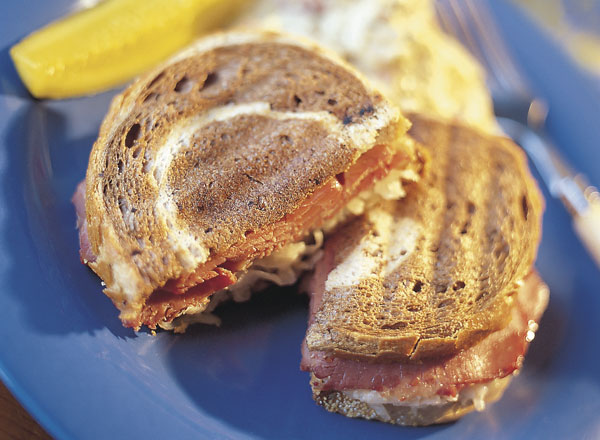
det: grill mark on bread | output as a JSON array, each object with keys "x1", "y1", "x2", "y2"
[
  {"x1": 306, "y1": 114, "x2": 543, "y2": 361},
  {"x1": 406, "y1": 124, "x2": 512, "y2": 358},
  {"x1": 84, "y1": 32, "x2": 408, "y2": 326}
]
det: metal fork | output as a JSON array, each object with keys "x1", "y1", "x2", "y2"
[{"x1": 436, "y1": 0, "x2": 600, "y2": 269}]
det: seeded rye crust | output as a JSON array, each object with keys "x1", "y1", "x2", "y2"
[
  {"x1": 84, "y1": 31, "x2": 411, "y2": 326},
  {"x1": 306, "y1": 114, "x2": 544, "y2": 361},
  {"x1": 314, "y1": 390, "x2": 479, "y2": 426},
  {"x1": 312, "y1": 376, "x2": 510, "y2": 426}
]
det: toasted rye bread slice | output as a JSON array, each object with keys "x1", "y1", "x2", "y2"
[
  {"x1": 84, "y1": 30, "x2": 410, "y2": 327},
  {"x1": 305, "y1": 113, "x2": 544, "y2": 361}
]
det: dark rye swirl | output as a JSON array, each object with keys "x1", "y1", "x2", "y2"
[{"x1": 79, "y1": 31, "x2": 416, "y2": 330}]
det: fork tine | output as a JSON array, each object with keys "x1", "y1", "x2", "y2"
[
  {"x1": 436, "y1": 0, "x2": 529, "y2": 96},
  {"x1": 435, "y1": 2, "x2": 477, "y2": 58},
  {"x1": 436, "y1": 0, "x2": 497, "y2": 92},
  {"x1": 462, "y1": 0, "x2": 529, "y2": 94},
  {"x1": 436, "y1": 0, "x2": 499, "y2": 92}
]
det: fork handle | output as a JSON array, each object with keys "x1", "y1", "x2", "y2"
[{"x1": 573, "y1": 200, "x2": 600, "y2": 269}]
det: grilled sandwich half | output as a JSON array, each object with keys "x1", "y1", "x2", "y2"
[
  {"x1": 73, "y1": 31, "x2": 423, "y2": 331},
  {"x1": 301, "y1": 114, "x2": 548, "y2": 426}
]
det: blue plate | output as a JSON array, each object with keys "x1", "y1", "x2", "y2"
[{"x1": 1, "y1": 1, "x2": 600, "y2": 439}]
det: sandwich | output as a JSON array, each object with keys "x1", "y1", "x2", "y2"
[
  {"x1": 301, "y1": 114, "x2": 548, "y2": 425},
  {"x1": 72, "y1": 31, "x2": 423, "y2": 331},
  {"x1": 241, "y1": 0, "x2": 498, "y2": 132}
]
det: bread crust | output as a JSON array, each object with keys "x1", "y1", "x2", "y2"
[
  {"x1": 84, "y1": 31, "x2": 408, "y2": 326},
  {"x1": 312, "y1": 375, "x2": 510, "y2": 426},
  {"x1": 306, "y1": 114, "x2": 544, "y2": 361}
]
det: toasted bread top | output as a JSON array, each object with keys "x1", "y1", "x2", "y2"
[
  {"x1": 305, "y1": 114, "x2": 544, "y2": 361},
  {"x1": 85, "y1": 31, "x2": 408, "y2": 323}
]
